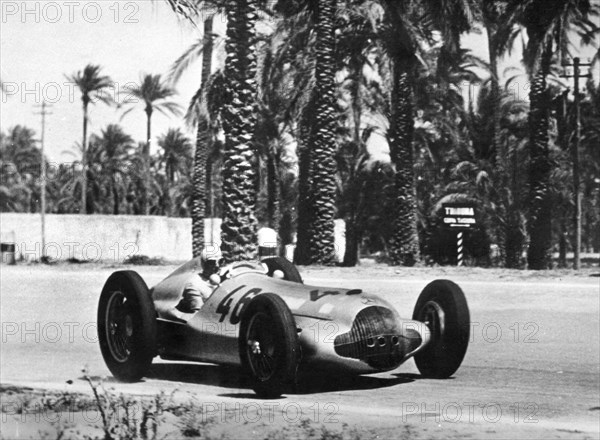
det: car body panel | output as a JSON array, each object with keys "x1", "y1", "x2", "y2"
[{"x1": 151, "y1": 258, "x2": 430, "y2": 374}]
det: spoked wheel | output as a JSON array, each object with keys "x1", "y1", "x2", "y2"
[
  {"x1": 98, "y1": 271, "x2": 156, "y2": 382},
  {"x1": 412, "y1": 279, "x2": 470, "y2": 379},
  {"x1": 261, "y1": 257, "x2": 303, "y2": 283},
  {"x1": 239, "y1": 293, "x2": 299, "y2": 398}
]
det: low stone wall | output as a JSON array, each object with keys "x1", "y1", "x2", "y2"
[
  {"x1": 0, "y1": 213, "x2": 346, "y2": 263},
  {"x1": 0, "y1": 214, "x2": 223, "y2": 263}
]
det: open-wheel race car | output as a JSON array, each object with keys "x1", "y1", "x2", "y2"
[{"x1": 98, "y1": 257, "x2": 470, "y2": 398}]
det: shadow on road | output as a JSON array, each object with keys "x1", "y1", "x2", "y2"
[
  {"x1": 147, "y1": 363, "x2": 246, "y2": 389},
  {"x1": 292, "y1": 370, "x2": 414, "y2": 395},
  {"x1": 142, "y1": 362, "x2": 415, "y2": 396}
]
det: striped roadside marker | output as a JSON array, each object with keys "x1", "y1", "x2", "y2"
[{"x1": 457, "y1": 232, "x2": 464, "y2": 266}]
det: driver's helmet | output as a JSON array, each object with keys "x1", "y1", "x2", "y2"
[{"x1": 201, "y1": 247, "x2": 223, "y2": 277}]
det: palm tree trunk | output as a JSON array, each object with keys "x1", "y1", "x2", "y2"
[
  {"x1": 505, "y1": 135, "x2": 524, "y2": 268},
  {"x1": 221, "y1": 0, "x2": 259, "y2": 262},
  {"x1": 527, "y1": 55, "x2": 552, "y2": 270},
  {"x1": 279, "y1": 171, "x2": 294, "y2": 250},
  {"x1": 294, "y1": 107, "x2": 315, "y2": 265},
  {"x1": 81, "y1": 103, "x2": 88, "y2": 214},
  {"x1": 558, "y1": 219, "x2": 567, "y2": 268},
  {"x1": 113, "y1": 190, "x2": 119, "y2": 215},
  {"x1": 306, "y1": 0, "x2": 338, "y2": 266},
  {"x1": 207, "y1": 155, "x2": 214, "y2": 217},
  {"x1": 267, "y1": 152, "x2": 281, "y2": 230},
  {"x1": 191, "y1": 16, "x2": 214, "y2": 258},
  {"x1": 388, "y1": 62, "x2": 419, "y2": 266},
  {"x1": 143, "y1": 108, "x2": 152, "y2": 216},
  {"x1": 193, "y1": 119, "x2": 210, "y2": 254},
  {"x1": 343, "y1": 211, "x2": 360, "y2": 266},
  {"x1": 485, "y1": 19, "x2": 509, "y2": 266},
  {"x1": 343, "y1": 63, "x2": 363, "y2": 267}
]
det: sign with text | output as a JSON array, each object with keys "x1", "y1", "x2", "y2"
[{"x1": 442, "y1": 203, "x2": 477, "y2": 229}]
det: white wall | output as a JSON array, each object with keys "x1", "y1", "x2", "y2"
[
  {"x1": 0, "y1": 213, "x2": 346, "y2": 263},
  {"x1": 0, "y1": 214, "x2": 223, "y2": 263}
]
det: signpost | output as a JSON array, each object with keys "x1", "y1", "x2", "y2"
[{"x1": 442, "y1": 203, "x2": 477, "y2": 267}]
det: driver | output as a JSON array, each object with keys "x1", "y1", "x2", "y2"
[{"x1": 176, "y1": 248, "x2": 223, "y2": 314}]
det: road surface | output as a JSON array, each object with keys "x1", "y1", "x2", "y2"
[{"x1": 1, "y1": 263, "x2": 599, "y2": 439}]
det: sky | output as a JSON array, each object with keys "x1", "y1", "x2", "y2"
[
  {"x1": 0, "y1": 1, "x2": 597, "y2": 163},
  {"x1": 1, "y1": 0, "x2": 209, "y2": 162}
]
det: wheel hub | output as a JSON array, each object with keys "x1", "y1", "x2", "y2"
[
  {"x1": 248, "y1": 339, "x2": 261, "y2": 355},
  {"x1": 421, "y1": 300, "x2": 445, "y2": 339},
  {"x1": 105, "y1": 291, "x2": 132, "y2": 363}
]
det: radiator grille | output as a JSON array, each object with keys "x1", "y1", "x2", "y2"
[{"x1": 334, "y1": 306, "x2": 421, "y2": 370}]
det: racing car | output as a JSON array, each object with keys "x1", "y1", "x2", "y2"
[{"x1": 97, "y1": 257, "x2": 470, "y2": 398}]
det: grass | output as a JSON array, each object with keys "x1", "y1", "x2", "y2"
[{"x1": 1, "y1": 374, "x2": 389, "y2": 440}]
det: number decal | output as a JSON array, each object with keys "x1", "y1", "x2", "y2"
[
  {"x1": 215, "y1": 286, "x2": 265, "y2": 324},
  {"x1": 310, "y1": 289, "x2": 340, "y2": 301},
  {"x1": 230, "y1": 288, "x2": 262, "y2": 324},
  {"x1": 215, "y1": 285, "x2": 245, "y2": 322}
]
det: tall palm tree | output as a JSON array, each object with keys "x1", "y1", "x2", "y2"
[
  {"x1": 66, "y1": 64, "x2": 113, "y2": 214},
  {"x1": 168, "y1": 11, "x2": 219, "y2": 257},
  {"x1": 303, "y1": 0, "x2": 339, "y2": 265},
  {"x1": 502, "y1": 0, "x2": 598, "y2": 269},
  {"x1": 378, "y1": 1, "x2": 421, "y2": 266},
  {"x1": 379, "y1": 0, "x2": 478, "y2": 266},
  {"x1": 121, "y1": 73, "x2": 182, "y2": 215},
  {"x1": 219, "y1": 0, "x2": 261, "y2": 262}
]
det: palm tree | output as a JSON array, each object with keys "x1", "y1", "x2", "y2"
[
  {"x1": 157, "y1": 128, "x2": 194, "y2": 216},
  {"x1": 66, "y1": 64, "x2": 113, "y2": 214},
  {"x1": 168, "y1": 10, "x2": 220, "y2": 257},
  {"x1": 95, "y1": 124, "x2": 135, "y2": 215},
  {"x1": 303, "y1": 0, "x2": 339, "y2": 265},
  {"x1": 259, "y1": 2, "x2": 316, "y2": 265},
  {"x1": 377, "y1": 1, "x2": 422, "y2": 266},
  {"x1": 158, "y1": 129, "x2": 193, "y2": 184},
  {"x1": 0, "y1": 126, "x2": 41, "y2": 213},
  {"x1": 335, "y1": 2, "x2": 388, "y2": 266},
  {"x1": 219, "y1": 0, "x2": 261, "y2": 262},
  {"x1": 378, "y1": 0, "x2": 478, "y2": 266},
  {"x1": 503, "y1": 0, "x2": 598, "y2": 269},
  {"x1": 121, "y1": 73, "x2": 182, "y2": 215}
]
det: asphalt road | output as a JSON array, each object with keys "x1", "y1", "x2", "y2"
[{"x1": 1, "y1": 264, "x2": 599, "y2": 439}]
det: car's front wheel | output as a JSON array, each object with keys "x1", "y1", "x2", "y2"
[
  {"x1": 412, "y1": 279, "x2": 470, "y2": 379},
  {"x1": 98, "y1": 270, "x2": 156, "y2": 382},
  {"x1": 239, "y1": 293, "x2": 299, "y2": 398}
]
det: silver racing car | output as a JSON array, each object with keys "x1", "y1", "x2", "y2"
[{"x1": 98, "y1": 257, "x2": 470, "y2": 397}]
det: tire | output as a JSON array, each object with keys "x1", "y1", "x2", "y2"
[
  {"x1": 239, "y1": 293, "x2": 299, "y2": 398},
  {"x1": 261, "y1": 256, "x2": 303, "y2": 283},
  {"x1": 412, "y1": 279, "x2": 470, "y2": 379},
  {"x1": 98, "y1": 271, "x2": 157, "y2": 382}
]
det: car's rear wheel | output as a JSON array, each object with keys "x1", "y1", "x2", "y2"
[
  {"x1": 239, "y1": 293, "x2": 299, "y2": 398},
  {"x1": 412, "y1": 279, "x2": 470, "y2": 378},
  {"x1": 98, "y1": 271, "x2": 156, "y2": 382},
  {"x1": 261, "y1": 257, "x2": 303, "y2": 283}
]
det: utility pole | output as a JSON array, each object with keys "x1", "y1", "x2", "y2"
[
  {"x1": 34, "y1": 101, "x2": 53, "y2": 262},
  {"x1": 561, "y1": 57, "x2": 592, "y2": 270}
]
